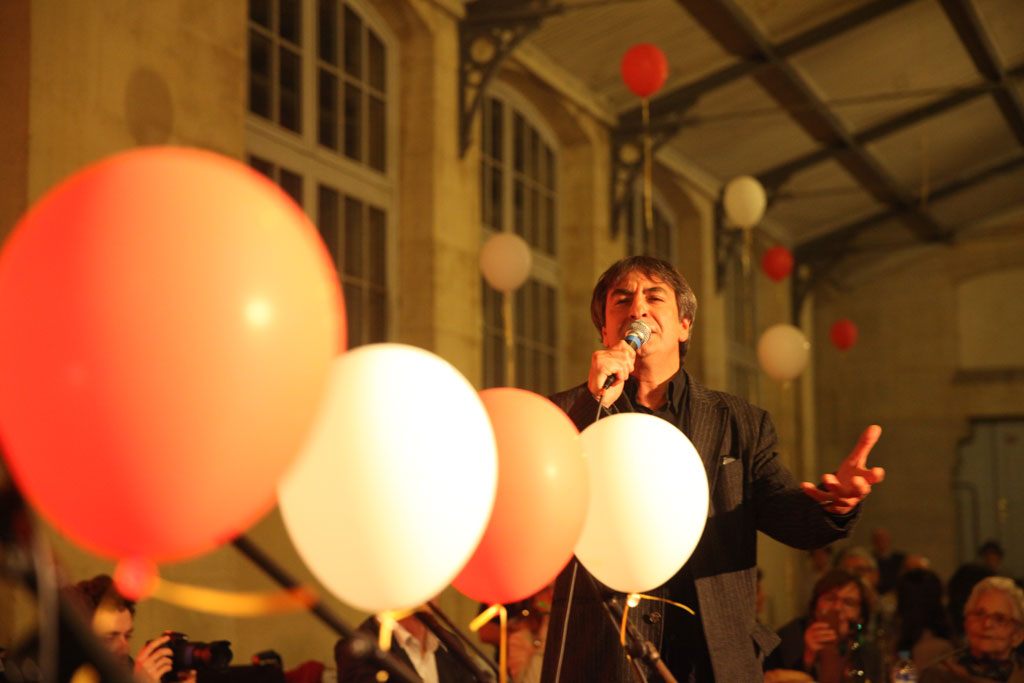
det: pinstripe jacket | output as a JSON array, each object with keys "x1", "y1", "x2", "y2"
[{"x1": 540, "y1": 370, "x2": 858, "y2": 682}]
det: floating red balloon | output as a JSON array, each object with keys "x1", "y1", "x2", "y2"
[
  {"x1": 0, "y1": 147, "x2": 344, "y2": 563},
  {"x1": 830, "y1": 318, "x2": 858, "y2": 351},
  {"x1": 761, "y1": 245, "x2": 794, "y2": 282},
  {"x1": 452, "y1": 388, "x2": 588, "y2": 605},
  {"x1": 621, "y1": 44, "x2": 668, "y2": 98}
]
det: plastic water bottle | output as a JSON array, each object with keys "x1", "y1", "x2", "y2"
[{"x1": 891, "y1": 650, "x2": 918, "y2": 682}]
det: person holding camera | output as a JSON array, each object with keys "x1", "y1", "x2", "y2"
[
  {"x1": 764, "y1": 569, "x2": 882, "y2": 683},
  {"x1": 68, "y1": 574, "x2": 199, "y2": 683}
]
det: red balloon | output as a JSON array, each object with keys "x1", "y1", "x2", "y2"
[
  {"x1": 830, "y1": 318, "x2": 858, "y2": 350},
  {"x1": 0, "y1": 147, "x2": 344, "y2": 562},
  {"x1": 453, "y1": 388, "x2": 588, "y2": 605},
  {"x1": 621, "y1": 44, "x2": 668, "y2": 98},
  {"x1": 761, "y1": 245, "x2": 794, "y2": 282}
]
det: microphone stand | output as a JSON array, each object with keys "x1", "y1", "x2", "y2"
[
  {"x1": 416, "y1": 607, "x2": 496, "y2": 682},
  {"x1": 425, "y1": 601, "x2": 502, "y2": 678},
  {"x1": 583, "y1": 571, "x2": 679, "y2": 683},
  {"x1": 230, "y1": 535, "x2": 422, "y2": 683}
]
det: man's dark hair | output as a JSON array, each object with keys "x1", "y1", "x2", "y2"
[
  {"x1": 68, "y1": 574, "x2": 135, "y2": 617},
  {"x1": 807, "y1": 568, "x2": 870, "y2": 625},
  {"x1": 589, "y1": 255, "x2": 698, "y2": 334}
]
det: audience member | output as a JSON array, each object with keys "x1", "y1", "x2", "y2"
[
  {"x1": 764, "y1": 569, "x2": 883, "y2": 683},
  {"x1": 920, "y1": 577, "x2": 1024, "y2": 682},
  {"x1": 949, "y1": 549, "x2": 1000, "y2": 639},
  {"x1": 334, "y1": 613, "x2": 478, "y2": 683},
  {"x1": 872, "y1": 528, "x2": 906, "y2": 596},
  {"x1": 893, "y1": 569, "x2": 955, "y2": 673}
]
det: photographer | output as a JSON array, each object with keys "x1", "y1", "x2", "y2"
[{"x1": 68, "y1": 574, "x2": 198, "y2": 683}]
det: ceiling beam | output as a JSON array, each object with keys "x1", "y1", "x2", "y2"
[
  {"x1": 794, "y1": 151, "x2": 1024, "y2": 263},
  {"x1": 939, "y1": 0, "x2": 1024, "y2": 147},
  {"x1": 674, "y1": 0, "x2": 948, "y2": 243},
  {"x1": 618, "y1": 0, "x2": 914, "y2": 128}
]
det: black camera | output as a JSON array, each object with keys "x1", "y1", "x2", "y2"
[{"x1": 160, "y1": 632, "x2": 232, "y2": 682}]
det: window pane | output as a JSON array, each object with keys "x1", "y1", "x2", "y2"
[
  {"x1": 490, "y1": 167, "x2": 503, "y2": 229},
  {"x1": 279, "y1": 46, "x2": 302, "y2": 132},
  {"x1": 317, "y1": 184, "x2": 340, "y2": 266},
  {"x1": 368, "y1": 95, "x2": 385, "y2": 172},
  {"x1": 528, "y1": 126, "x2": 539, "y2": 180},
  {"x1": 368, "y1": 289, "x2": 388, "y2": 342},
  {"x1": 250, "y1": 0, "x2": 271, "y2": 28},
  {"x1": 545, "y1": 196, "x2": 556, "y2": 255},
  {"x1": 318, "y1": 0, "x2": 337, "y2": 64},
  {"x1": 490, "y1": 99, "x2": 503, "y2": 162},
  {"x1": 343, "y1": 282, "x2": 363, "y2": 346},
  {"x1": 543, "y1": 146, "x2": 555, "y2": 191},
  {"x1": 529, "y1": 185, "x2": 540, "y2": 248},
  {"x1": 249, "y1": 155, "x2": 274, "y2": 178},
  {"x1": 368, "y1": 205, "x2": 386, "y2": 286},
  {"x1": 318, "y1": 69, "x2": 338, "y2": 149},
  {"x1": 481, "y1": 164, "x2": 491, "y2": 227},
  {"x1": 279, "y1": 168, "x2": 303, "y2": 206},
  {"x1": 513, "y1": 179, "x2": 524, "y2": 237},
  {"x1": 279, "y1": 0, "x2": 301, "y2": 44},
  {"x1": 368, "y1": 30, "x2": 385, "y2": 92},
  {"x1": 344, "y1": 83, "x2": 362, "y2": 161},
  {"x1": 343, "y1": 5, "x2": 362, "y2": 79},
  {"x1": 344, "y1": 195, "x2": 363, "y2": 278},
  {"x1": 513, "y1": 112, "x2": 524, "y2": 173},
  {"x1": 248, "y1": 30, "x2": 272, "y2": 118}
]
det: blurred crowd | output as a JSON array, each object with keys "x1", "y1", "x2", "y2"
[{"x1": 763, "y1": 529, "x2": 1023, "y2": 683}]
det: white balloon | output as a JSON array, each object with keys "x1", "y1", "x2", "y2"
[
  {"x1": 757, "y1": 324, "x2": 810, "y2": 382},
  {"x1": 278, "y1": 344, "x2": 498, "y2": 614},
  {"x1": 574, "y1": 413, "x2": 708, "y2": 594},
  {"x1": 722, "y1": 175, "x2": 767, "y2": 229},
  {"x1": 479, "y1": 232, "x2": 532, "y2": 292}
]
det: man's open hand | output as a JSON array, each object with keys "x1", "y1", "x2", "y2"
[{"x1": 801, "y1": 425, "x2": 885, "y2": 514}]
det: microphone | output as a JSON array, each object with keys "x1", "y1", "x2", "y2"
[{"x1": 601, "y1": 319, "x2": 652, "y2": 390}]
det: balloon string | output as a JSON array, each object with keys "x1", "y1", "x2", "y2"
[
  {"x1": 151, "y1": 576, "x2": 316, "y2": 617},
  {"x1": 470, "y1": 603, "x2": 508, "y2": 683},
  {"x1": 742, "y1": 226, "x2": 752, "y2": 280},
  {"x1": 503, "y1": 291, "x2": 515, "y2": 385},
  {"x1": 642, "y1": 97, "x2": 653, "y2": 251},
  {"x1": 619, "y1": 592, "x2": 695, "y2": 646},
  {"x1": 377, "y1": 608, "x2": 417, "y2": 651}
]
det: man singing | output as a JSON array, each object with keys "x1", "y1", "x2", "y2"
[{"x1": 540, "y1": 256, "x2": 884, "y2": 682}]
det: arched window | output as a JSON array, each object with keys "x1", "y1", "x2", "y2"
[
  {"x1": 481, "y1": 87, "x2": 560, "y2": 395},
  {"x1": 247, "y1": 0, "x2": 394, "y2": 347},
  {"x1": 626, "y1": 183, "x2": 676, "y2": 263}
]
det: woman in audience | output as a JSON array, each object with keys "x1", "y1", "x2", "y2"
[
  {"x1": 921, "y1": 576, "x2": 1024, "y2": 682},
  {"x1": 893, "y1": 568, "x2": 955, "y2": 672}
]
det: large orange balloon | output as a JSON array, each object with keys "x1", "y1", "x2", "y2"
[
  {"x1": 453, "y1": 388, "x2": 587, "y2": 605},
  {"x1": 0, "y1": 147, "x2": 343, "y2": 562}
]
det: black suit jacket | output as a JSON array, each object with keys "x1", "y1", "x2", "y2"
[
  {"x1": 335, "y1": 616, "x2": 479, "y2": 683},
  {"x1": 540, "y1": 370, "x2": 859, "y2": 682}
]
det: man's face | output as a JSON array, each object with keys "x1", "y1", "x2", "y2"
[
  {"x1": 601, "y1": 271, "x2": 690, "y2": 360},
  {"x1": 91, "y1": 605, "x2": 134, "y2": 658},
  {"x1": 814, "y1": 581, "x2": 862, "y2": 637},
  {"x1": 964, "y1": 590, "x2": 1024, "y2": 660}
]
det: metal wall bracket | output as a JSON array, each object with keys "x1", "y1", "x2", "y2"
[{"x1": 458, "y1": 2, "x2": 556, "y2": 157}]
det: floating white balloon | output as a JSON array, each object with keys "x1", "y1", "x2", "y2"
[
  {"x1": 278, "y1": 344, "x2": 498, "y2": 614},
  {"x1": 479, "y1": 232, "x2": 532, "y2": 292},
  {"x1": 723, "y1": 175, "x2": 767, "y2": 229},
  {"x1": 574, "y1": 413, "x2": 708, "y2": 594},
  {"x1": 757, "y1": 324, "x2": 810, "y2": 382}
]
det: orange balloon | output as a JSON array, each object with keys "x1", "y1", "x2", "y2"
[
  {"x1": 453, "y1": 388, "x2": 587, "y2": 605},
  {"x1": 0, "y1": 147, "x2": 344, "y2": 562}
]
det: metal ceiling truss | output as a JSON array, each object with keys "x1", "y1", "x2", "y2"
[
  {"x1": 458, "y1": 0, "x2": 556, "y2": 157},
  {"x1": 663, "y1": 0, "x2": 1024, "y2": 321}
]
